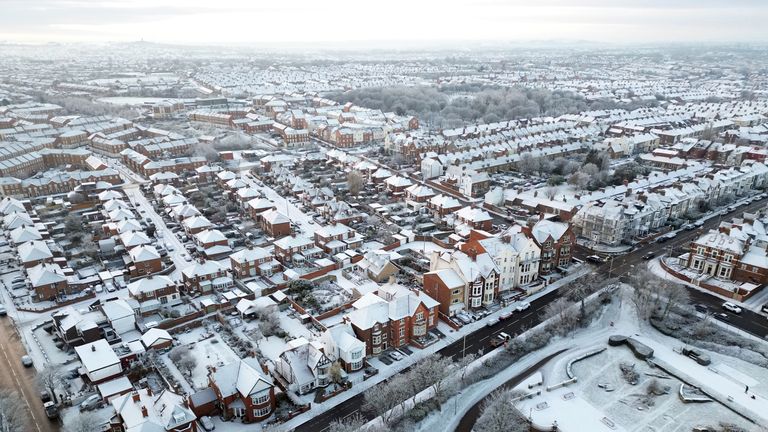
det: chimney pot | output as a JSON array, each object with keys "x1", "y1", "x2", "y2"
[
  {"x1": 132, "y1": 392, "x2": 140, "y2": 402},
  {"x1": 91, "y1": 344, "x2": 96, "y2": 352},
  {"x1": 141, "y1": 406, "x2": 148, "y2": 417}
]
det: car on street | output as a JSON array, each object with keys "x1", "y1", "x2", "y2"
[
  {"x1": 449, "y1": 317, "x2": 463, "y2": 327},
  {"x1": 486, "y1": 317, "x2": 500, "y2": 327},
  {"x1": 21, "y1": 355, "x2": 33, "y2": 367},
  {"x1": 693, "y1": 220, "x2": 705, "y2": 228},
  {"x1": 714, "y1": 312, "x2": 730, "y2": 322},
  {"x1": 683, "y1": 224, "x2": 696, "y2": 231},
  {"x1": 515, "y1": 302, "x2": 531, "y2": 312},
  {"x1": 586, "y1": 255, "x2": 605, "y2": 264},
  {"x1": 389, "y1": 351, "x2": 405, "y2": 361},
  {"x1": 490, "y1": 332, "x2": 512, "y2": 348},
  {"x1": 642, "y1": 252, "x2": 655, "y2": 260},
  {"x1": 0, "y1": 306, "x2": 6, "y2": 317},
  {"x1": 499, "y1": 310, "x2": 514, "y2": 320},
  {"x1": 722, "y1": 302, "x2": 742, "y2": 314}
]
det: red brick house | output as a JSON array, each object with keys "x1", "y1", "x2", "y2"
[
  {"x1": 259, "y1": 209, "x2": 291, "y2": 238},
  {"x1": 181, "y1": 260, "x2": 231, "y2": 294},
  {"x1": 348, "y1": 280, "x2": 439, "y2": 355},
  {"x1": 230, "y1": 246, "x2": 280, "y2": 278},
  {"x1": 314, "y1": 223, "x2": 362, "y2": 255},
  {"x1": 209, "y1": 358, "x2": 275, "y2": 423},
  {"x1": 109, "y1": 388, "x2": 197, "y2": 432},
  {"x1": 526, "y1": 219, "x2": 575, "y2": 274}
]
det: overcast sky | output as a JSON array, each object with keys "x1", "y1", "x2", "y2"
[{"x1": 1, "y1": 0, "x2": 766, "y2": 46}]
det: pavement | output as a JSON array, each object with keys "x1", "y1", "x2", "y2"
[{"x1": 0, "y1": 317, "x2": 59, "y2": 432}]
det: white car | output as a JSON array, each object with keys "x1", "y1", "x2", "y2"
[
  {"x1": 199, "y1": 416, "x2": 215, "y2": 431},
  {"x1": 389, "y1": 351, "x2": 405, "y2": 361},
  {"x1": 515, "y1": 302, "x2": 531, "y2": 312},
  {"x1": 722, "y1": 302, "x2": 742, "y2": 314}
]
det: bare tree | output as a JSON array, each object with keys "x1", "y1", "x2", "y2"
[
  {"x1": 257, "y1": 308, "x2": 281, "y2": 337},
  {"x1": 363, "y1": 373, "x2": 410, "y2": 426},
  {"x1": 474, "y1": 389, "x2": 528, "y2": 432},
  {"x1": 169, "y1": 347, "x2": 197, "y2": 376},
  {"x1": 544, "y1": 297, "x2": 578, "y2": 332},
  {"x1": 327, "y1": 412, "x2": 388, "y2": 432},
  {"x1": 329, "y1": 362, "x2": 344, "y2": 385},
  {"x1": 0, "y1": 391, "x2": 25, "y2": 432},
  {"x1": 36, "y1": 366, "x2": 63, "y2": 404},
  {"x1": 629, "y1": 269, "x2": 665, "y2": 320},
  {"x1": 660, "y1": 282, "x2": 691, "y2": 321},
  {"x1": 63, "y1": 412, "x2": 103, "y2": 432},
  {"x1": 347, "y1": 170, "x2": 365, "y2": 196}
]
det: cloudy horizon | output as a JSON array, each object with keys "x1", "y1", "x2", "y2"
[{"x1": 1, "y1": 0, "x2": 767, "y2": 46}]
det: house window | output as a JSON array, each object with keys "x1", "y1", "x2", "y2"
[
  {"x1": 351, "y1": 350, "x2": 362, "y2": 360},
  {"x1": 710, "y1": 250, "x2": 718, "y2": 258},
  {"x1": 452, "y1": 289, "x2": 461, "y2": 295},
  {"x1": 251, "y1": 392, "x2": 270, "y2": 405},
  {"x1": 718, "y1": 266, "x2": 731, "y2": 279},
  {"x1": 160, "y1": 297, "x2": 168, "y2": 304},
  {"x1": 724, "y1": 254, "x2": 733, "y2": 263},
  {"x1": 399, "y1": 327, "x2": 405, "y2": 337},
  {"x1": 253, "y1": 406, "x2": 271, "y2": 418},
  {"x1": 415, "y1": 312, "x2": 424, "y2": 322},
  {"x1": 372, "y1": 335, "x2": 381, "y2": 345},
  {"x1": 350, "y1": 360, "x2": 363, "y2": 370}
]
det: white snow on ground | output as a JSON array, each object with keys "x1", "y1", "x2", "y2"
[
  {"x1": 414, "y1": 284, "x2": 768, "y2": 432},
  {"x1": 184, "y1": 337, "x2": 241, "y2": 389},
  {"x1": 158, "y1": 352, "x2": 195, "y2": 394}
]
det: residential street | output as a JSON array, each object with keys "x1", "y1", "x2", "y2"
[{"x1": 0, "y1": 317, "x2": 58, "y2": 432}]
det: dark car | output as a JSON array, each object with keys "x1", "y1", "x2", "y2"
[
  {"x1": 694, "y1": 304, "x2": 708, "y2": 314},
  {"x1": 586, "y1": 255, "x2": 605, "y2": 264},
  {"x1": 642, "y1": 252, "x2": 655, "y2": 260},
  {"x1": 762, "y1": 303, "x2": 768, "y2": 314},
  {"x1": 682, "y1": 347, "x2": 711, "y2": 366},
  {"x1": 714, "y1": 312, "x2": 730, "y2": 322}
]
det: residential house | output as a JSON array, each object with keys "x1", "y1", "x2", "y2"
[
  {"x1": 209, "y1": 358, "x2": 275, "y2": 423},
  {"x1": 275, "y1": 338, "x2": 332, "y2": 395}
]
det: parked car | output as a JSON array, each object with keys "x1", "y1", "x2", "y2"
[
  {"x1": 0, "y1": 306, "x2": 6, "y2": 317},
  {"x1": 683, "y1": 224, "x2": 696, "y2": 231},
  {"x1": 43, "y1": 401, "x2": 58, "y2": 419},
  {"x1": 499, "y1": 311, "x2": 514, "y2": 320},
  {"x1": 456, "y1": 313, "x2": 472, "y2": 325},
  {"x1": 722, "y1": 302, "x2": 742, "y2": 314},
  {"x1": 490, "y1": 332, "x2": 512, "y2": 348},
  {"x1": 693, "y1": 220, "x2": 705, "y2": 228},
  {"x1": 486, "y1": 317, "x2": 500, "y2": 327},
  {"x1": 79, "y1": 394, "x2": 102, "y2": 412},
  {"x1": 21, "y1": 355, "x2": 33, "y2": 367},
  {"x1": 514, "y1": 302, "x2": 531, "y2": 312},
  {"x1": 449, "y1": 317, "x2": 463, "y2": 327},
  {"x1": 199, "y1": 416, "x2": 215, "y2": 431},
  {"x1": 389, "y1": 351, "x2": 405, "y2": 361}
]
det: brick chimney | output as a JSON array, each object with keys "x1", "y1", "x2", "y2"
[
  {"x1": 141, "y1": 406, "x2": 148, "y2": 417},
  {"x1": 132, "y1": 392, "x2": 140, "y2": 403},
  {"x1": 146, "y1": 387, "x2": 152, "y2": 396}
]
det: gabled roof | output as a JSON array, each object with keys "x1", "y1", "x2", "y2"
[
  {"x1": 18, "y1": 240, "x2": 53, "y2": 263},
  {"x1": 211, "y1": 358, "x2": 273, "y2": 398},
  {"x1": 141, "y1": 328, "x2": 172, "y2": 348},
  {"x1": 129, "y1": 245, "x2": 161, "y2": 263},
  {"x1": 127, "y1": 275, "x2": 175, "y2": 296},
  {"x1": 230, "y1": 247, "x2": 272, "y2": 263},
  {"x1": 28, "y1": 262, "x2": 66, "y2": 287}
]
